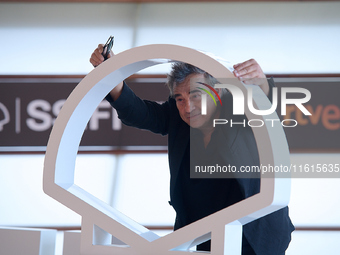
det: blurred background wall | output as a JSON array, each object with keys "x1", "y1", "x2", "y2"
[{"x1": 1, "y1": 1, "x2": 340, "y2": 254}]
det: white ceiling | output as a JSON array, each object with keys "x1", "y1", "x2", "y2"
[{"x1": 0, "y1": 2, "x2": 339, "y2": 75}]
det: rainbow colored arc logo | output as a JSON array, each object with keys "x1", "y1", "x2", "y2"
[{"x1": 196, "y1": 82, "x2": 222, "y2": 106}]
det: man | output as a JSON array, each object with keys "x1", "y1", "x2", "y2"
[{"x1": 90, "y1": 44, "x2": 294, "y2": 254}]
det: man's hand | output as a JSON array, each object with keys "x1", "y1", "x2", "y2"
[
  {"x1": 233, "y1": 59, "x2": 269, "y2": 96},
  {"x1": 89, "y1": 44, "x2": 114, "y2": 67},
  {"x1": 89, "y1": 44, "x2": 123, "y2": 101}
]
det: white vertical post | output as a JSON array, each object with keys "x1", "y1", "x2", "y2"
[{"x1": 211, "y1": 221, "x2": 242, "y2": 255}]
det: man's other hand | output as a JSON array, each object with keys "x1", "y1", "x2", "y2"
[
  {"x1": 233, "y1": 59, "x2": 269, "y2": 96},
  {"x1": 90, "y1": 44, "x2": 114, "y2": 67}
]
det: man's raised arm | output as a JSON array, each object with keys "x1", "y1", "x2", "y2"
[{"x1": 89, "y1": 44, "x2": 124, "y2": 101}]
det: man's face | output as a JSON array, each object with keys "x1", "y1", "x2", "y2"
[{"x1": 173, "y1": 73, "x2": 220, "y2": 130}]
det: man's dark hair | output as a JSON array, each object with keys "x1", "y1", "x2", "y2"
[{"x1": 166, "y1": 62, "x2": 219, "y2": 96}]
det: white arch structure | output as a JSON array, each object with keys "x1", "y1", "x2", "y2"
[{"x1": 43, "y1": 44, "x2": 291, "y2": 254}]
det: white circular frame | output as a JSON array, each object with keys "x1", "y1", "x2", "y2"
[{"x1": 43, "y1": 44, "x2": 290, "y2": 254}]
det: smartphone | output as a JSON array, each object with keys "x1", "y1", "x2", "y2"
[{"x1": 102, "y1": 36, "x2": 114, "y2": 60}]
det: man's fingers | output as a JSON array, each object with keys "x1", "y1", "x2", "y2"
[
  {"x1": 90, "y1": 44, "x2": 106, "y2": 67},
  {"x1": 233, "y1": 59, "x2": 255, "y2": 71},
  {"x1": 97, "y1": 44, "x2": 104, "y2": 54},
  {"x1": 233, "y1": 58, "x2": 269, "y2": 95},
  {"x1": 95, "y1": 47, "x2": 105, "y2": 61},
  {"x1": 234, "y1": 64, "x2": 257, "y2": 77},
  {"x1": 90, "y1": 44, "x2": 115, "y2": 67},
  {"x1": 90, "y1": 51, "x2": 103, "y2": 66},
  {"x1": 234, "y1": 59, "x2": 266, "y2": 80}
]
